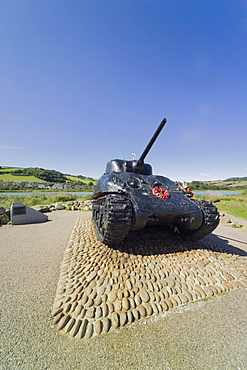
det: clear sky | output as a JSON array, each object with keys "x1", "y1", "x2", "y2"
[{"x1": 1, "y1": 0, "x2": 246, "y2": 181}]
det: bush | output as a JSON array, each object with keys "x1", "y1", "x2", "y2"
[{"x1": 0, "y1": 194, "x2": 92, "y2": 210}]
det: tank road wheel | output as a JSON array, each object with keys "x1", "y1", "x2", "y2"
[
  {"x1": 92, "y1": 194, "x2": 134, "y2": 246},
  {"x1": 182, "y1": 199, "x2": 220, "y2": 240}
]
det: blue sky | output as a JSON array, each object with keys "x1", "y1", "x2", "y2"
[{"x1": 1, "y1": 0, "x2": 246, "y2": 181}]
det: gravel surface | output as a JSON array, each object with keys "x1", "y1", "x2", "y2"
[{"x1": 1, "y1": 210, "x2": 247, "y2": 370}]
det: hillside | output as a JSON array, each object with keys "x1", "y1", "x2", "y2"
[
  {"x1": 1, "y1": 166, "x2": 246, "y2": 191},
  {"x1": 65, "y1": 175, "x2": 96, "y2": 185},
  {"x1": 0, "y1": 173, "x2": 46, "y2": 183},
  {"x1": 0, "y1": 166, "x2": 96, "y2": 182},
  {"x1": 188, "y1": 178, "x2": 247, "y2": 191},
  {"x1": 0, "y1": 166, "x2": 97, "y2": 191},
  {"x1": 204, "y1": 178, "x2": 247, "y2": 191}
]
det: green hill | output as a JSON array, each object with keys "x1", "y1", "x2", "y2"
[
  {"x1": 0, "y1": 167, "x2": 23, "y2": 172},
  {"x1": 65, "y1": 175, "x2": 96, "y2": 185},
  {"x1": 0, "y1": 173, "x2": 46, "y2": 182},
  {"x1": 0, "y1": 166, "x2": 97, "y2": 185},
  {"x1": 1, "y1": 166, "x2": 245, "y2": 191},
  {"x1": 188, "y1": 177, "x2": 247, "y2": 191}
]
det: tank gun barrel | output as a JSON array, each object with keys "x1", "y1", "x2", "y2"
[{"x1": 137, "y1": 118, "x2": 167, "y2": 166}]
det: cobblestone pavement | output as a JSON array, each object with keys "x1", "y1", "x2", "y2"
[{"x1": 53, "y1": 214, "x2": 247, "y2": 339}]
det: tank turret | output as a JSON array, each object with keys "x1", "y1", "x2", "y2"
[
  {"x1": 104, "y1": 118, "x2": 166, "y2": 176},
  {"x1": 92, "y1": 118, "x2": 219, "y2": 246}
]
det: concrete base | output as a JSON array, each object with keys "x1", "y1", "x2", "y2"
[{"x1": 11, "y1": 202, "x2": 48, "y2": 225}]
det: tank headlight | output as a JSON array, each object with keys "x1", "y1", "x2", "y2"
[
  {"x1": 113, "y1": 176, "x2": 122, "y2": 183},
  {"x1": 127, "y1": 177, "x2": 141, "y2": 188}
]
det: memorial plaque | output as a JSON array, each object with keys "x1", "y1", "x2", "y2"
[
  {"x1": 12, "y1": 206, "x2": 26, "y2": 216},
  {"x1": 11, "y1": 202, "x2": 48, "y2": 225}
]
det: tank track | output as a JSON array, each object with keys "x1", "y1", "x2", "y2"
[
  {"x1": 183, "y1": 199, "x2": 220, "y2": 240},
  {"x1": 92, "y1": 194, "x2": 134, "y2": 246}
]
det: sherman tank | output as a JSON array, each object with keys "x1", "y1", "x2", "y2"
[{"x1": 92, "y1": 118, "x2": 220, "y2": 246}]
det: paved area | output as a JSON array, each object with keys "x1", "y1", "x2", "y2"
[
  {"x1": 1, "y1": 211, "x2": 247, "y2": 369},
  {"x1": 208, "y1": 212, "x2": 247, "y2": 256},
  {"x1": 52, "y1": 214, "x2": 247, "y2": 341}
]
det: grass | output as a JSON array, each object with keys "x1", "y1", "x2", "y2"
[
  {"x1": 0, "y1": 172, "x2": 97, "y2": 184},
  {"x1": 65, "y1": 175, "x2": 97, "y2": 184},
  {"x1": 194, "y1": 191, "x2": 247, "y2": 220},
  {"x1": 0, "y1": 173, "x2": 46, "y2": 182},
  {"x1": 191, "y1": 291, "x2": 228, "y2": 305},
  {"x1": 0, "y1": 194, "x2": 92, "y2": 210},
  {"x1": 0, "y1": 167, "x2": 24, "y2": 172},
  {"x1": 232, "y1": 224, "x2": 244, "y2": 228},
  {"x1": 0, "y1": 167, "x2": 97, "y2": 185},
  {"x1": 204, "y1": 179, "x2": 247, "y2": 191}
]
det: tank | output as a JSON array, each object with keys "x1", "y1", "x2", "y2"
[{"x1": 92, "y1": 118, "x2": 219, "y2": 246}]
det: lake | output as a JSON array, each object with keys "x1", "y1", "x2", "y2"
[
  {"x1": 0, "y1": 191, "x2": 242, "y2": 197},
  {"x1": 194, "y1": 191, "x2": 242, "y2": 195}
]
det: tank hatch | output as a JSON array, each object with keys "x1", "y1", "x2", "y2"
[{"x1": 105, "y1": 159, "x2": 152, "y2": 175}]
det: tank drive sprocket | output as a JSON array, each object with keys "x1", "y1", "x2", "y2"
[{"x1": 92, "y1": 194, "x2": 134, "y2": 246}]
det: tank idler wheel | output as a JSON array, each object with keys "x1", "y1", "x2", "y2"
[
  {"x1": 92, "y1": 194, "x2": 133, "y2": 246},
  {"x1": 181, "y1": 199, "x2": 220, "y2": 240}
]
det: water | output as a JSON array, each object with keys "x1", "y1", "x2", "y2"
[
  {"x1": 0, "y1": 192, "x2": 93, "y2": 197},
  {"x1": 194, "y1": 191, "x2": 242, "y2": 195}
]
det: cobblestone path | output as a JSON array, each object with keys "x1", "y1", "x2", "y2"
[{"x1": 52, "y1": 214, "x2": 247, "y2": 339}]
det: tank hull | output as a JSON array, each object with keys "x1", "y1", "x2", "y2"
[{"x1": 93, "y1": 172, "x2": 203, "y2": 231}]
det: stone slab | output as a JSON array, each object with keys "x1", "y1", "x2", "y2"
[{"x1": 11, "y1": 202, "x2": 48, "y2": 225}]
